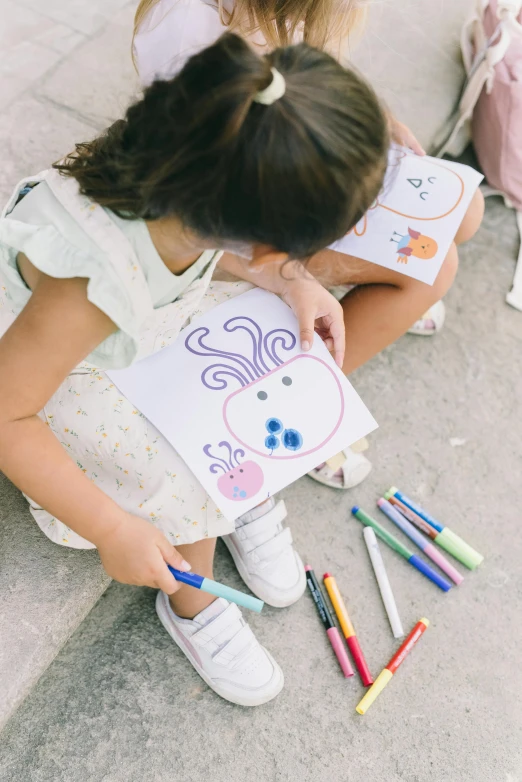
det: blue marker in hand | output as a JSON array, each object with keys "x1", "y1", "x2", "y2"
[{"x1": 167, "y1": 566, "x2": 264, "y2": 612}]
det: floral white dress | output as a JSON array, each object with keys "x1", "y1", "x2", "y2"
[{"x1": 0, "y1": 169, "x2": 252, "y2": 549}]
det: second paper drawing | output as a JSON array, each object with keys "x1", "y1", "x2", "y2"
[{"x1": 332, "y1": 146, "x2": 483, "y2": 285}]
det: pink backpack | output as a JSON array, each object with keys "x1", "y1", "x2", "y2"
[{"x1": 435, "y1": 0, "x2": 522, "y2": 310}]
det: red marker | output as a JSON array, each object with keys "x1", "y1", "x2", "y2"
[
  {"x1": 356, "y1": 618, "x2": 429, "y2": 714},
  {"x1": 305, "y1": 566, "x2": 354, "y2": 678},
  {"x1": 323, "y1": 573, "x2": 373, "y2": 686}
]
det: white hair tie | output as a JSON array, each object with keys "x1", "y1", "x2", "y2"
[{"x1": 253, "y1": 68, "x2": 286, "y2": 105}]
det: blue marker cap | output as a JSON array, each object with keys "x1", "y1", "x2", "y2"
[
  {"x1": 409, "y1": 555, "x2": 452, "y2": 592},
  {"x1": 167, "y1": 566, "x2": 204, "y2": 589},
  {"x1": 351, "y1": 505, "x2": 360, "y2": 515}
]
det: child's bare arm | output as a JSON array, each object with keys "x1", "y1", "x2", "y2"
[{"x1": 0, "y1": 267, "x2": 188, "y2": 591}]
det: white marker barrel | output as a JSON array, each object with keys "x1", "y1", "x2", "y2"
[{"x1": 363, "y1": 526, "x2": 404, "y2": 639}]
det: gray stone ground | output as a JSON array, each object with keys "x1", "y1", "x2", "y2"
[
  {"x1": 1, "y1": 1, "x2": 522, "y2": 780},
  {"x1": 2, "y1": 198, "x2": 522, "y2": 781}
]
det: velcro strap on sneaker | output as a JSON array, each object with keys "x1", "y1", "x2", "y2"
[
  {"x1": 249, "y1": 525, "x2": 293, "y2": 563},
  {"x1": 238, "y1": 499, "x2": 287, "y2": 539},
  {"x1": 213, "y1": 623, "x2": 256, "y2": 667},
  {"x1": 191, "y1": 603, "x2": 242, "y2": 648}
]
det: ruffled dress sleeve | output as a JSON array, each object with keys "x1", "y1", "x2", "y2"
[{"x1": 0, "y1": 178, "x2": 152, "y2": 369}]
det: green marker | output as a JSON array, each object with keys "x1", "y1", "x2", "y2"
[
  {"x1": 351, "y1": 507, "x2": 452, "y2": 592},
  {"x1": 353, "y1": 507, "x2": 411, "y2": 558},
  {"x1": 386, "y1": 487, "x2": 483, "y2": 570}
]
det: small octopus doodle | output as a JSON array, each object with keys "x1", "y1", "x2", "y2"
[{"x1": 203, "y1": 441, "x2": 264, "y2": 501}]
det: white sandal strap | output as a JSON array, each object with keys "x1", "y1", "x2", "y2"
[
  {"x1": 340, "y1": 448, "x2": 367, "y2": 482},
  {"x1": 312, "y1": 464, "x2": 336, "y2": 480},
  {"x1": 311, "y1": 448, "x2": 355, "y2": 481},
  {"x1": 325, "y1": 451, "x2": 346, "y2": 472}
]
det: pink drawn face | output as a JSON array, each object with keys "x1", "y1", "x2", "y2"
[
  {"x1": 223, "y1": 355, "x2": 344, "y2": 460},
  {"x1": 216, "y1": 460, "x2": 265, "y2": 500},
  {"x1": 204, "y1": 442, "x2": 265, "y2": 501}
]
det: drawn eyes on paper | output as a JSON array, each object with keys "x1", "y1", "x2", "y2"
[
  {"x1": 379, "y1": 151, "x2": 465, "y2": 221},
  {"x1": 407, "y1": 176, "x2": 437, "y2": 200},
  {"x1": 256, "y1": 375, "x2": 292, "y2": 402},
  {"x1": 185, "y1": 318, "x2": 345, "y2": 462},
  {"x1": 223, "y1": 357, "x2": 342, "y2": 460}
]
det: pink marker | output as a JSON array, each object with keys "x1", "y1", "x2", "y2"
[
  {"x1": 377, "y1": 499, "x2": 464, "y2": 585},
  {"x1": 305, "y1": 566, "x2": 354, "y2": 677}
]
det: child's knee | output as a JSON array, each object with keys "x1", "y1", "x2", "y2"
[
  {"x1": 433, "y1": 244, "x2": 459, "y2": 299},
  {"x1": 455, "y1": 188, "x2": 484, "y2": 245}
]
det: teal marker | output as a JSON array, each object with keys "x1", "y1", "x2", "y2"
[
  {"x1": 167, "y1": 566, "x2": 264, "y2": 612},
  {"x1": 387, "y1": 487, "x2": 483, "y2": 570},
  {"x1": 351, "y1": 507, "x2": 452, "y2": 592}
]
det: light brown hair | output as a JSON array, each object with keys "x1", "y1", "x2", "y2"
[{"x1": 134, "y1": 0, "x2": 367, "y2": 55}]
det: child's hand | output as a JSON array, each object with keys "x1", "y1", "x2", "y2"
[
  {"x1": 388, "y1": 114, "x2": 425, "y2": 156},
  {"x1": 281, "y1": 275, "x2": 345, "y2": 368},
  {"x1": 94, "y1": 513, "x2": 191, "y2": 593}
]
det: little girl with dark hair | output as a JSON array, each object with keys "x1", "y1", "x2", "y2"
[
  {"x1": 133, "y1": 0, "x2": 485, "y2": 493},
  {"x1": 0, "y1": 35, "x2": 388, "y2": 705}
]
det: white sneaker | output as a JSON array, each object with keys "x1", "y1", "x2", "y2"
[
  {"x1": 222, "y1": 498, "x2": 306, "y2": 608},
  {"x1": 156, "y1": 591, "x2": 284, "y2": 706}
]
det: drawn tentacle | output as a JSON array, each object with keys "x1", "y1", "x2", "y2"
[
  {"x1": 203, "y1": 443, "x2": 231, "y2": 472},
  {"x1": 263, "y1": 328, "x2": 297, "y2": 366},
  {"x1": 224, "y1": 317, "x2": 271, "y2": 374},
  {"x1": 185, "y1": 326, "x2": 258, "y2": 381},
  {"x1": 201, "y1": 364, "x2": 249, "y2": 390}
]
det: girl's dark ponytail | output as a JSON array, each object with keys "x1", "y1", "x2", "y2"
[{"x1": 55, "y1": 34, "x2": 388, "y2": 258}]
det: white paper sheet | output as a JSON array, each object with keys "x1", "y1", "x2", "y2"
[
  {"x1": 331, "y1": 147, "x2": 484, "y2": 285},
  {"x1": 109, "y1": 289, "x2": 378, "y2": 521}
]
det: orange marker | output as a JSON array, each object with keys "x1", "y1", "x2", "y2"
[{"x1": 323, "y1": 573, "x2": 373, "y2": 686}]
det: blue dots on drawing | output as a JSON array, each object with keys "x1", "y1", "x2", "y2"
[
  {"x1": 265, "y1": 418, "x2": 282, "y2": 451},
  {"x1": 232, "y1": 484, "x2": 248, "y2": 500},
  {"x1": 282, "y1": 429, "x2": 303, "y2": 451},
  {"x1": 258, "y1": 376, "x2": 304, "y2": 454}
]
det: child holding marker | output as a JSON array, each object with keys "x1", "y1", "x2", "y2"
[
  {"x1": 0, "y1": 35, "x2": 390, "y2": 706},
  {"x1": 133, "y1": 0, "x2": 485, "y2": 491}
]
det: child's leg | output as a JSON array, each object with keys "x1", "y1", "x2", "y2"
[
  {"x1": 169, "y1": 537, "x2": 217, "y2": 618},
  {"x1": 311, "y1": 245, "x2": 458, "y2": 373},
  {"x1": 454, "y1": 188, "x2": 485, "y2": 245},
  {"x1": 157, "y1": 533, "x2": 285, "y2": 705},
  {"x1": 308, "y1": 189, "x2": 484, "y2": 374}
]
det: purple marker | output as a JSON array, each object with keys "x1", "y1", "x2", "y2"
[{"x1": 377, "y1": 499, "x2": 464, "y2": 586}]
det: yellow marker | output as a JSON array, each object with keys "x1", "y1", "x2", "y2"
[
  {"x1": 356, "y1": 618, "x2": 429, "y2": 715},
  {"x1": 323, "y1": 573, "x2": 373, "y2": 686}
]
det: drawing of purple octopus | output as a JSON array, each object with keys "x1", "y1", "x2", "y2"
[
  {"x1": 203, "y1": 441, "x2": 264, "y2": 501},
  {"x1": 185, "y1": 316, "x2": 344, "y2": 461}
]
